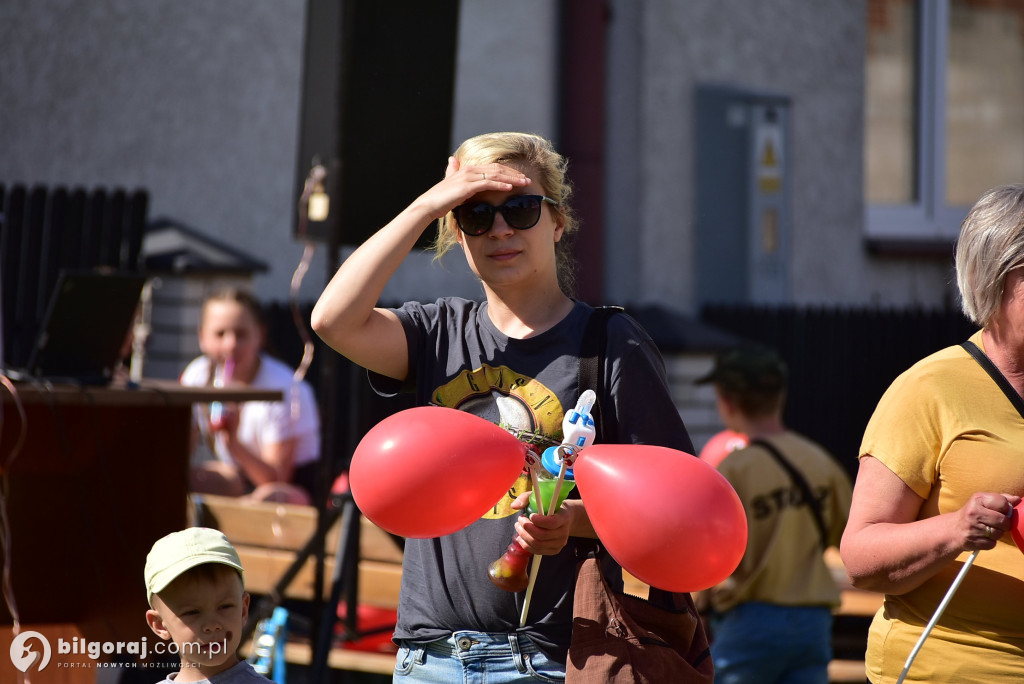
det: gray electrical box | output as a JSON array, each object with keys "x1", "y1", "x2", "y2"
[{"x1": 695, "y1": 84, "x2": 791, "y2": 306}]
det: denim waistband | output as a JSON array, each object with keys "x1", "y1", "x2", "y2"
[{"x1": 421, "y1": 630, "x2": 540, "y2": 659}]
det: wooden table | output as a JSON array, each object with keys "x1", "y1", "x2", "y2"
[{"x1": 0, "y1": 379, "x2": 280, "y2": 683}]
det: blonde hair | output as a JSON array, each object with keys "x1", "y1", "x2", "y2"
[
  {"x1": 434, "y1": 132, "x2": 579, "y2": 295},
  {"x1": 955, "y1": 184, "x2": 1024, "y2": 326}
]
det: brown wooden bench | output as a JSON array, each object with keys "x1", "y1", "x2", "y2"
[{"x1": 190, "y1": 493, "x2": 403, "y2": 675}]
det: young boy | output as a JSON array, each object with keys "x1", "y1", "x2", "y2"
[
  {"x1": 144, "y1": 527, "x2": 264, "y2": 683},
  {"x1": 695, "y1": 344, "x2": 852, "y2": 684}
]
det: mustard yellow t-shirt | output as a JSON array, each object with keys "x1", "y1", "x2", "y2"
[
  {"x1": 711, "y1": 430, "x2": 852, "y2": 613},
  {"x1": 860, "y1": 331, "x2": 1024, "y2": 683}
]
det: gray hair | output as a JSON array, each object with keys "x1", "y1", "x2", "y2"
[{"x1": 955, "y1": 184, "x2": 1024, "y2": 326}]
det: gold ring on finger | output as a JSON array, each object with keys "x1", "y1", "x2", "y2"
[{"x1": 985, "y1": 525, "x2": 993, "y2": 538}]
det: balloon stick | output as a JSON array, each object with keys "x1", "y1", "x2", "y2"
[
  {"x1": 519, "y1": 555, "x2": 544, "y2": 628},
  {"x1": 895, "y1": 549, "x2": 979, "y2": 684},
  {"x1": 519, "y1": 457, "x2": 568, "y2": 627},
  {"x1": 550, "y1": 451, "x2": 569, "y2": 514},
  {"x1": 529, "y1": 466, "x2": 543, "y2": 515}
]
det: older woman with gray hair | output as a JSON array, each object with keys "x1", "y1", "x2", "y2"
[{"x1": 840, "y1": 184, "x2": 1024, "y2": 683}]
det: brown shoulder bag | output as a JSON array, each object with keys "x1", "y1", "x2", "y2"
[{"x1": 567, "y1": 309, "x2": 714, "y2": 682}]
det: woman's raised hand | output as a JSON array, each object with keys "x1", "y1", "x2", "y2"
[{"x1": 414, "y1": 156, "x2": 531, "y2": 221}]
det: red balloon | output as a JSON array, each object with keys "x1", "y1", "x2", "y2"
[
  {"x1": 698, "y1": 429, "x2": 749, "y2": 468},
  {"x1": 573, "y1": 444, "x2": 747, "y2": 592},
  {"x1": 350, "y1": 406, "x2": 526, "y2": 538},
  {"x1": 1011, "y1": 502, "x2": 1024, "y2": 553}
]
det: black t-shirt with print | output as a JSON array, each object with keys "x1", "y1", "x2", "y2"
[{"x1": 369, "y1": 297, "x2": 694, "y2": 662}]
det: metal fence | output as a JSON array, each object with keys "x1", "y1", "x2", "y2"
[{"x1": 700, "y1": 305, "x2": 977, "y2": 479}]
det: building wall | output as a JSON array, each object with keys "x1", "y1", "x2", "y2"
[
  {"x1": 0, "y1": 0, "x2": 316, "y2": 299},
  {"x1": 605, "y1": 0, "x2": 955, "y2": 312},
  {"x1": 0, "y1": 0, "x2": 562, "y2": 308},
  {"x1": 6, "y1": 0, "x2": 961, "y2": 449},
  {"x1": 0, "y1": 0, "x2": 956, "y2": 316}
]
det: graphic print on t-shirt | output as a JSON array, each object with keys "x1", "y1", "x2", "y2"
[{"x1": 431, "y1": 363, "x2": 565, "y2": 519}]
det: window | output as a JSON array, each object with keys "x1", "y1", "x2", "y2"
[{"x1": 865, "y1": 0, "x2": 1024, "y2": 246}]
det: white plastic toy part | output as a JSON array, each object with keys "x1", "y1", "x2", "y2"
[{"x1": 562, "y1": 388, "x2": 597, "y2": 449}]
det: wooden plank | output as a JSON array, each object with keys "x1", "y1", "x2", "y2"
[
  {"x1": 196, "y1": 494, "x2": 338, "y2": 552},
  {"x1": 828, "y1": 659, "x2": 866, "y2": 682},
  {"x1": 236, "y1": 548, "x2": 401, "y2": 607},
  {"x1": 237, "y1": 546, "x2": 328, "y2": 599},
  {"x1": 195, "y1": 494, "x2": 403, "y2": 563},
  {"x1": 355, "y1": 561, "x2": 403, "y2": 608},
  {"x1": 360, "y1": 519, "x2": 404, "y2": 563},
  {"x1": 837, "y1": 589, "x2": 883, "y2": 617},
  {"x1": 825, "y1": 546, "x2": 883, "y2": 616}
]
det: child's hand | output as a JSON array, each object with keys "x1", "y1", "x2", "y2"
[{"x1": 209, "y1": 403, "x2": 240, "y2": 434}]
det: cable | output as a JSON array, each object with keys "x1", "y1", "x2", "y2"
[
  {"x1": 287, "y1": 162, "x2": 327, "y2": 421},
  {"x1": 0, "y1": 374, "x2": 28, "y2": 472},
  {"x1": 288, "y1": 242, "x2": 316, "y2": 422},
  {"x1": 0, "y1": 374, "x2": 28, "y2": 682}
]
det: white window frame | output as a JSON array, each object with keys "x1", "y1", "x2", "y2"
[{"x1": 865, "y1": 0, "x2": 969, "y2": 247}]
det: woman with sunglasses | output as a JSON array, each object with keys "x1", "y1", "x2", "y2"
[{"x1": 312, "y1": 131, "x2": 695, "y2": 681}]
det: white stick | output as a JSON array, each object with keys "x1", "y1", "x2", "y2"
[
  {"x1": 519, "y1": 459, "x2": 569, "y2": 627},
  {"x1": 895, "y1": 549, "x2": 979, "y2": 684},
  {"x1": 519, "y1": 463, "x2": 547, "y2": 626},
  {"x1": 519, "y1": 554, "x2": 544, "y2": 628},
  {"x1": 529, "y1": 466, "x2": 544, "y2": 516},
  {"x1": 549, "y1": 448, "x2": 570, "y2": 514}
]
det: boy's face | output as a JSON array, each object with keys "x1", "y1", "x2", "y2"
[{"x1": 146, "y1": 565, "x2": 249, "y2": 683}]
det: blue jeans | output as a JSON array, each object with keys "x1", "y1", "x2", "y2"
[
  {"x1": 710, "y1": 602, "x2": 833, "y2": 684},
  {"x1": 393, "y1": 631, "x2": 565, "y2": 683}
]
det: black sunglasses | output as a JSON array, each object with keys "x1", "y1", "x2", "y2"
[{"x1": 453, "y1": 194, "x2": 559, "y2": 236}]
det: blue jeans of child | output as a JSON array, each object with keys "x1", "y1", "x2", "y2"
[
  {"x1": 710, "y1": 601, "x2": 833, "y2": 684},
  {"x1": 393, "y1": 631, "x2": 565, "y2": 683}
]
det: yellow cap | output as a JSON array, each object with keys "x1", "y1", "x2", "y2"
[{"x1": 144, "y1": 527, "x2": 244, "y2": 605}]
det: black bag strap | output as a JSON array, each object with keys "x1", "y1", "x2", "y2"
[
  {"x1": 577, "y1": 306, "x2": 680, "y2": 607},
  {"x1": 578, "y1": 306, "x2": 624, "y2": 443},
  {"x1": 574, "y1": 306, "x2": 622, "y2": 564},
  {"x1": 749, "y1": 438, "x2": 829, "y2": 550},
  {"x1": 962, "y1": 340, "x2": 1024, "y2": 420}
]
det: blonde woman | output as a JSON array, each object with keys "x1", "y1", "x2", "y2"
[{"x1": 312, "y1": 132, "x2": 695, "y2": 681}]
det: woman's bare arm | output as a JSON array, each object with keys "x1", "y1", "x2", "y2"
[
  {"x1": 310, "y1": 158, "x2": 529, "y2": 379},
  {"x1": 840, "y1": 455, "x2": 1017, "y2": 594}
]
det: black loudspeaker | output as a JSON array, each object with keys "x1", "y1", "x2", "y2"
[{"x1": 294, "y1": 0, "x2": 461, "y2": 247}]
